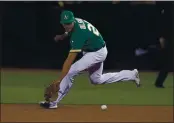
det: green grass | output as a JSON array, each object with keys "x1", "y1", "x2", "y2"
[{"x1": 1, "y1": 70, "x2": 173, "y2": 105}]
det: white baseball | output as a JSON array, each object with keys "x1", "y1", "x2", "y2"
[{"x1": 101, "y1": 105, "x2": 107, "y2": 110}]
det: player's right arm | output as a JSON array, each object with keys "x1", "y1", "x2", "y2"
[{"x1": 54, "y1": 32, "x2": 69, "y2": 42}]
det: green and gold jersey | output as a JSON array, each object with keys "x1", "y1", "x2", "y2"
[{"x1": 69, "y1": 18, "x2": 105, "y2": 53}]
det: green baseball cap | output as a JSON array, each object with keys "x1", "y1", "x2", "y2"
[{"x1": 60, "y1": 10, "x2": 75, "y2": 24}]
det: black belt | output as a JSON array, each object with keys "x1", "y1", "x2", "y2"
[{"x1": 84, "y1": 44, "x2": 105, "y2": 52}]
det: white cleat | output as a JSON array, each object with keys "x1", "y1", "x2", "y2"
[
  {"x1": 39, "y1": 101, "x2": 58, "y2": 109},
  {"x1": 133, "y1": 69, "x2": 141, "y2": 87},
  {"x1": 49, "y1": 102, "x2": 58, "y2": 109}
]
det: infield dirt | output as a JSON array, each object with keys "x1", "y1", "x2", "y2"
[{"x1": 1, "y1": 104, "x2": 173, "y2": 122}]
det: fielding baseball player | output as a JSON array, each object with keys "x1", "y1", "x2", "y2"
[{"x1": 39, "y1": 10, "x2": 140, "y2": 109}]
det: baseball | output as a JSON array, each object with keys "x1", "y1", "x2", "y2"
[{"x1": 101, "y1": 105, "x2": 107, "y2": 110}]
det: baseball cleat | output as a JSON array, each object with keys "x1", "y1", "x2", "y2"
[
  {"x1": 155, "y1": 84, "x2": 165, "y2": 88},
  {"x1": 133, "y1": 69, "x2": 141, "y2": 87},
  {"x1": 39, "y1": 101, "x2": 58, "y2": 109}
]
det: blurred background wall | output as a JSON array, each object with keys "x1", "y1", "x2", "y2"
[{"x1": 1, "y1": 1, "x2": 173, "y2": 71}]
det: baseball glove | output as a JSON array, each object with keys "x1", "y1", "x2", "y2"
[{"x1": 44, "y1": 82, "x2": 59, "y2": 101}]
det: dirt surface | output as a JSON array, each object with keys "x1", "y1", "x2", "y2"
[{"x1": 1, "y1": 104, "x2": 173, "y2": 122}]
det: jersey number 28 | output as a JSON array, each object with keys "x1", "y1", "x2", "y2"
[{"x1": 76, "y1": 18, "x2": 100, "y2": 36}]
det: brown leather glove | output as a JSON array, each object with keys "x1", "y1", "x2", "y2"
[{"x1": 44, "y1": 82, "x2": 59, "y2": 101}]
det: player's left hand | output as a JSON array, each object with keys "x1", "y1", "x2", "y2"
[{"x1": 54, "y1": 35, "x2": 64, "y2": 42}]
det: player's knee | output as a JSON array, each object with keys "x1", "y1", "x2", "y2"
[
  {"x1": 66, "y1": 71, "x2": 74, "y2": 78},
  {"x1": 90, "y1": 77, "x2": 101, "y2": 85}
]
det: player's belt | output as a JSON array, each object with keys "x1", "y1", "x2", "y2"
[{"x1": 84, "y1": 43, "x2": 105, "y2": 52}]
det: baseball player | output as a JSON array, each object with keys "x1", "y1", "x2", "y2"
[{"x1": 39, "y1": 10, "x2": 140, "y2": 109}]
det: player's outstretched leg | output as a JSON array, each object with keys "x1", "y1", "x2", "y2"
[{"x1": 88, "y1": 62, "x2": 140, "y2": 87}]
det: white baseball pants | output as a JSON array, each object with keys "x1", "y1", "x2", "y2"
[{"x1": 54, "y1": 46, "x2": 137, "y2": 104}]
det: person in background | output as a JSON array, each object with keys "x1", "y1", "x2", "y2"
[
  {"x1": 154, "y1": 2, "x2": 173, "y2": 88},
  {"x1": 134, "y1": 2, "x2": 173, "y2": 88}
]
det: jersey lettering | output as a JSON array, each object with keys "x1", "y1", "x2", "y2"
[
  {"x1": 76, "y1": 18, "x2": 100, "y2": 36},
  {"x1": 75, "y1": 18, "x2": 83, "y2": 23},
  {"x1": 75, "y1": 18, "x2": 86, "y2": 29}
]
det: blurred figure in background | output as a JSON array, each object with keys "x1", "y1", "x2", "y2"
[
  {"x1": 154, "y1": 37, "x2": 172, "y2": 88},
  {"x1": 57, "y1": 1, "x2": 83, "y2": 8},
  {"x1": 154, "y1": 3, "x2": 173, "y2": 88},
  {"x1": 112, "y1": 0, "x2": 120, "y2": 4},
  {"x1": 134, "y1": 2, "x2": 173, "y2": 88}
]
